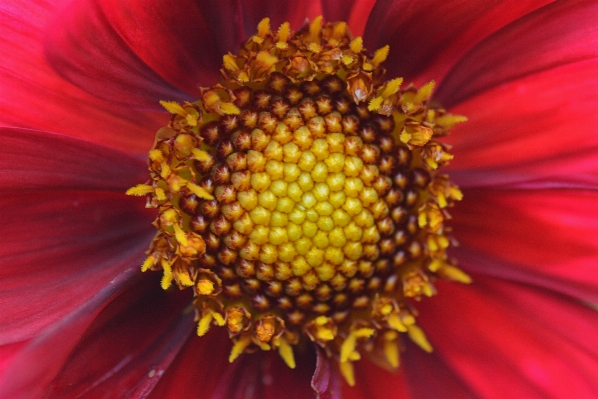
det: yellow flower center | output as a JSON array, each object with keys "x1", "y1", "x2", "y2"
[{"x1": 128, "y1": 17, "x2": 468, "y2": 386}]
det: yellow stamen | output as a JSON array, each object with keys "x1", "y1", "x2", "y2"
[
  {"x1": 159, "y1": 101, "x2": 187, "y2": 116},
  {"x1": 407, "y1": 325, "x2": 433, "y2": 353},
  {"x1": 340, "y1": 361, "x2": 355, "y2": 387},
  {"x1": 186, "y1": 182, "x2": 214, "y2": 200},
  {"x1": 275, "y1": 337, "x2": 296, "y2": 369},
  {"x1": 229, "y1": 336, "x2": 252, "y2": 362},
  {"x1": 126, "y1": 184, "x2": 153, "y2": 196},
  {"x1": 372, "y1": 45, "x2": 389, "y2": 66}
]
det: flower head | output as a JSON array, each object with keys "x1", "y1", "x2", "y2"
[{"x1": 129, "y1": 18, "x2": 467, "y2": 385}]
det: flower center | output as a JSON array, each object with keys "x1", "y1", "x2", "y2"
[{"x1": 128, "y1": 17, "x2": 468, "y2": 386}]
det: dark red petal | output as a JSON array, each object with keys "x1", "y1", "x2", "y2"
[
  {"x1": 0, "y1": 268, "x2": 138, "y2": 399},
  {"x1": 0, "y1": 189, "x2": 153, "y2": 343},
  {"x1": 149, "y1": 331, "x2": 318, "y2": 399},
  {"x1": 0, "y1": 2, "x2": 164, "y2": 152},
  {"x1": 44, "y1": 0, "x2": 322, "y2": 108},
  {"x1": 437, "y1": 0, "x2": 598, "y2": 106},
  {"x1": 341, "y1": 359, "x2": 412, "y2": 399},
  {"x1": 445, "y1": 59, "x2": 598, "y2": 187},
  {"x1": 0, "y1": 128, "x2": 153, "y2": 342},
  {"x1": 40, "y1": 277, "x2": 194, "y2": 398},
  {"x1": 417, "y1": 277, "x2": 598, "y2": 398},
  {"x1": 452, "y1": 187, "x2": 598, "y2": 303},
  {"x1": 402, "y1": 343, "x2": 477, "y2": 399},
  {"x1": 363, "y1": 0, "x2": 552, "y2": 86}
]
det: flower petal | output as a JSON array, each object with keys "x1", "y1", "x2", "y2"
[
  {"x1": 44, "y1": 0, "x2": 322, "y2": 108},
  {"x1": 0, "y1": 128, "x2": 153, "y2": 342},
  {"x1": 312, "y1": 348, "x2": 342, "y2": 399},
  {"x1": 0, "y1": 189, "x2": 153, "y2": 343},
  {"x1": 445, "y1": 59, "x2": 598, "y2": 187},
  {"x1": 416, "y1": 276, "x2": 598, "y2": 398},
  {"x1": 0, "y1": 128, "x2": 148, "y2": 191},
  {"x1": 149, "y1": 332, "x2": 318, "y2": 399},
  {"x1": 437, "y1": 0, "x2": 598, "y2": 106},
  {"x1": 39, "y1": 277, "x2": 193, "y2": 398},
  {"x1": 363, "y1": 0, "x2": 553, "y2": 86},
  {"x1": 322, "y1": 0, "x2": 377, "y2": 37},
  {"x1": 452, "y1": 187, "x2": 598, "y2": 303},
  {"x1": 402, "y1": 344, "x2": 477, "y2": 399},
  {"x1": 341, "y1": 359, "x2": 412, "y2": 399},
  {"x1": 0, "y1": 2, "x2": 164, "y2": 152},
  {"x1": 0, "y1": 268, "x2": 138, "y2": 399},
  {"x1": 44, "y1": 0, "x2": 190, "y2": 109}
]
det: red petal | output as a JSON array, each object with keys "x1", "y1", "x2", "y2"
[
  {"x1": 363, "y1": 0, "x2": 552, "y2": 86},
  {"x1": 417, "y1": 276, "x2": 598, "y2": 398},
  {"x1": 322, "y1": 0, "x2": 377, "y2": 37},
  {"x1": 44, "y1": 0, "x2": 191, "y2": 109},
  {"x1": 0, "y1": 189, "x2": 153, "y2": 343},
  {"x1": 44, "y1": 0, "x2": 322, "y2": 108},
  {"x1": 437, "y1": 0, "x2": 598, "y2": 106},
  {"x1": 445, "y1": 59, "x2": 598, "y2": 187},
  {"x1": 0, "y1": 3, "x2": 163, "y2": 152},
  {"x1": 0, "y1": 128, "x2": 147, "y2": 191},
  {"x1": 402, "y1": 344, "x2": 477, "y2": 399},
  {"x1": 40, "y1": 277, "x2": 193, "y2": 398},
  {"x1": 452, "y1": 187, "x2": 598, "y2": 303},
  {"x1": 0, "y1": 269, "x2": 138, "y2": 399},
  {"x1": 0, "y1": 128, "x2": 154, "y2": 342},
  {"x1": 341, "y1": 359, "x2": 412, "y2": 399},
  {"x1": 149, "y1": 332, "x2": 318, "y2": 399}
]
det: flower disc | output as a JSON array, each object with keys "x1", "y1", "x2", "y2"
[{"x1": 128, "y1": 17, "x2": 467, "y2": 385}]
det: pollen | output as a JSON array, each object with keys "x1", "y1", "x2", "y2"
[{"x1": 130, "y1": 17, "x2": 467, "y2": 386}]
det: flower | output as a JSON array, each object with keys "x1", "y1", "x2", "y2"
[{"x1": 1, "y1": 0, "x2": 597, "y2": 398}]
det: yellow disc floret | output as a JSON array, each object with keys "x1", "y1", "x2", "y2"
[{"x1": 128, "y1": 17, "x2": 468, "y2": 386}]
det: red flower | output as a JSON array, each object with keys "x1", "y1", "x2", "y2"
[{"x1": 1, "y1": 1, "x2": 597, "y2": 398}]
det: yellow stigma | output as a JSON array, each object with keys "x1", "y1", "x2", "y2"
[{"x1": 129, "y1": 17, "x2": 467, "y2": 386}]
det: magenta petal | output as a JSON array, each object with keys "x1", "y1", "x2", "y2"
[
  {"x1": 311, "y1": 347, "x2": 342, "y2": 399},
  {"x1": 363, "y1": 0, "x2": 552, "y2": 86},
  {"x1": 437, "y1": 0, "x2": 598, "y2": 106},
  {"x1": 0, "y1": 269, "x2": 138, "y2": 399}
]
